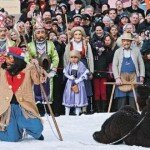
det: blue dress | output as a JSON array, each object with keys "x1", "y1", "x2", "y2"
[{"x1": 115, "y1": 56, "x2": 136, "y2": 98}]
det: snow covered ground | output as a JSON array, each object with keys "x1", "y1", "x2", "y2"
[{"x1": 0, "y1": 113, "x2": 149, "y2": 150}]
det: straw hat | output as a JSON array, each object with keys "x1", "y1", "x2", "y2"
[
  {"x1": 70, "y1": 50, "x2": 81, "y2": 59},
  {"x1": 71, "y1": 26, "x2": 86, "y2": 38},
  {"x1": 118, "y1": 73, "x2": 136, "y2": 92},
  {"x1": 121, "y1": 33, "x2": 133, "y2": 41}
]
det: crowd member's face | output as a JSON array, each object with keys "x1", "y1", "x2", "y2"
[
  {"x1": 122, "y1": 39, "x2": 132, "y2": 49},
  {"x1": 0, "y1": 28, "x2": 7, "y2": 39},
  {"x1": 125, "y1": 24, "x2": 134, "y2": 33},
  {"x1": 17, "y1": 23, "x2": 25, "y2": 34},
  {"x1": 75, "y1": 4, "x2": 82, "y2": 10},
  {"x1": 59, "y1": 34, "x2": 67, "y2": 43},
  {"x1": 43, "y1": 12, "x2": 51, "y2": 20},
  {"x1": 73, "y1": 17, "x2": 81, "y2": 26},
  {"x1": 73, "y1": 30, "x2": 82, "y2": 42},
  {"x1": 84, "y1": 8, "x2": 94, "y2": 17},
  {"x1": 35, "y1": 29, "x2": 46, "y2": 41},
  {"x1": 109, "y1": 10, "x2": 117, "y2": 20},
  {"x1": 56, "y1": 15, "x2": 63, "y2": 24},
  {"x1": 25, "y1": 21, "x2": 31, "y2": 31},
  {"x1": 104, "y1": 36, "x2": 111, "y2": 46},
  {"x1": 30, "y1": 4, "x2": 36, "y2": 12},
  {"x1": 102, "y1": 4, "x2": 109, "y2": 13},
  {"x1": 70, "y1": 56, "x2": 78, "y2": 64},
  {"x1": 121, "y1": 17, "x2": 129, "y2": 25},
  {"x1": 10, "y1": 31, "x2": 18, "y2": 41},
  {"x1": 103, "y1": 19, "x2": 110, "y2": 27},
  {"x1": 116, "y1": 1, "x2": 123, "y2": 11},
  {"x1": 95, "y1": 26, "x2": 103, "y2": 37},
  {"x1": 43, "y1": 21, "x2": 51, "y2": 30},
  {"x1": 110, "y1": 27, "x2": 118, "y2": 36},
  {"x1": 147, "y1": 54, "x2": 150, "y2": 60},
  {"x1": 146, "y1": 14, "x2": 150, "y2": 23},
  {"x1": 132, "y1": 0, "x2": 140, "y2": 7},
  {"x1": 130, "y1": 14, "x2": 139, "y2": 25},
  {"x1": 49, "y1": 0, "x2": 57, "y2": 6},
  {"x1": 49, "y1": 32, "x2": 57, "y2": 41},
  {"x1": 5, "y1": 18, "x2": 13, "y2": 27}
]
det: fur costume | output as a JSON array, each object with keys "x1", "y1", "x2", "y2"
[{"x1": 93, "y1": 99, "x2": 150, "y2": 147}]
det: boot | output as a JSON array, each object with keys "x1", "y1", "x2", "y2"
[
  {"x1": 101, "y1": 101, "x2": 107, "y2": 112},
  {"x1": 95, "y1": 101, "x2": 101, "y2": 113},
  {"x1": 65, "y1": 107, "x2": 70, "y2": 116},
  {"x1": 36, "y1": 103, "x2": 45, "y2": 117}
]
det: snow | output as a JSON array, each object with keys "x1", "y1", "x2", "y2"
[{"x1": 0, "y1": 113, "x2": 149, "y2": 150}]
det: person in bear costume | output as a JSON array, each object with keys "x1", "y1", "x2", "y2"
[{"x1": 93, "y1": 97, "x2": 150, "y2": 147}]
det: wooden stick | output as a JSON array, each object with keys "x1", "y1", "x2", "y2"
[
  {"x1": 105, "y1": 82, "x2": 143, "y2": 85},
  {"x1": 65, "y1": 14, "x2": 70, "y2": 43},
  {"x1": 108, "y1": 84, "x2": 116, "y2": 113},
  {"x1": 132, "y1": 85, "x2": 140, "y2": 112}
]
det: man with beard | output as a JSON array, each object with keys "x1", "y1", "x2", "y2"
[
  {"x1": 0, "y1": 22, "x2": 15, "y2": 65},
  {"x1": 0, "y1": 47, "x2": 44, "y2": 142},
  {"x1": 28, "y1": 25, "x2": 59, "y2": 116},
  {"x1": 112, "y1": 33, "x2": 145, "y2": 110}
]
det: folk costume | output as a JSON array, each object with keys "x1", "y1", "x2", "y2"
[
  {"x1": 64, "y1": 27, "x2": 93, "y2": 114},
  {"x1": 63, "y1": 50, "x2": 89, "y2": 116},
  {"x1": 28, "y1": 27, "x2": 59, "y2": 116},
  {"x1": 0, "y1": 47, "x2": 43, "y2": 142},
  {"x1": 112, "y1": 33, "x2": 145, "y2": 110}
]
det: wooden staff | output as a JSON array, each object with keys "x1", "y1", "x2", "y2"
[
  {"x1": 65, "y1": 14, "x2": 70, "y2": 43},
  {"x1": 22, "y1": 34, "x2": 63, "y2": 141},
  {"x1": 105, "y1": 82, "x2": 143, "y2": 112}
]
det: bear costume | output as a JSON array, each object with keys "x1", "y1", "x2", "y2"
[{"x1": 93, "y1": 98, "x2": 150, "y2": 147}]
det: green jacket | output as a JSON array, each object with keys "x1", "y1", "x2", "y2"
[{"x1": 27, "y1": 41, "x2": 59, "y2": 69}]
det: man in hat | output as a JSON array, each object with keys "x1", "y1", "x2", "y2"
[
  {"x1": 68, "y1": 0, "x2": 83, "y2": 17},
  {"x1": 73, "y1": 14, "x2": 82, "y2": 26},
  {"x1": 112, "y1": 33, "x2": 145, "y2": 110},
  {"x1": 0, "y1": 47, "x2": 44, "y2": 142},
  {"x1": 28, "y1": 24, "x2": 59, "y2": 116}
]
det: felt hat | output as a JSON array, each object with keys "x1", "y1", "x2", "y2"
[{"x1": 121, "y1": 33, "x2": 133, "y2": 41}]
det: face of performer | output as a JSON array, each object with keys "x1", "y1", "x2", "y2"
[
  {"x1": 73, "y1": 30, "x2": 82, "y2": 43},
  {"x1": 70, "y1": 56, "x2": 79, "y2": 63},
  {"x1": 5, "y1": 55, "x2": 14, "y2": 69},
  {"x1": 122, "y1": 39, "x2": 132, "y2": 50},
  {"x1": 0, "y1": 27, "x2": 7, "y2": 39},
  {"x1": 35, "y1": 29, "x2": 46, "y2": 41}
]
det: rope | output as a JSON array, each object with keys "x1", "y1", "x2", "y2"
[{"x1": 110, "y1": 112, "x2": 148, "y2": 145}]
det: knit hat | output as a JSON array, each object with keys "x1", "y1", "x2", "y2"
[
  {"x1": 7, "y1": 47, "x2": 25, "y2": 60},
  {"x1": 71, "y1": 26, "x2": 86, "y2": 37}
]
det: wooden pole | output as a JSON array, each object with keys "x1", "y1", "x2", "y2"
[
  {"x1": 104, "y1": 82, "x2": 142, "y2": 112},
  {"x1": 65, "y1": 14, "x2": 70, "y2": 43},
  {"x1": 107, "y1": 84, "x2": 116, "y2": 113}
]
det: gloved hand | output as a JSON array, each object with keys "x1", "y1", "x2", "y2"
[
  {"x1": 47, "y1": 70, "x2": 56, "y2": 78},
  {"x1": 68, "y1": 75, "x2": 75, "y2": 80},
  {"x1": 75, "y1": 77, "x2": 83, "y2": 84}
]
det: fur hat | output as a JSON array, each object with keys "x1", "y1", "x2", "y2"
[
  {"x1": 70, "y1": 50, "x2": 81, "y2": 59},
  {"x1": 121, "y1": 33, "x2": 133, "y2": 41},
  {"x1": 74, "y1": 0, "x2": 83, "y2": 4},
  {"x1": 7, "y1": 47, "x2": 25, "y2": 60},
  {"x1": 71, "y1": 26, "x2": 86, "y2": 37}
]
